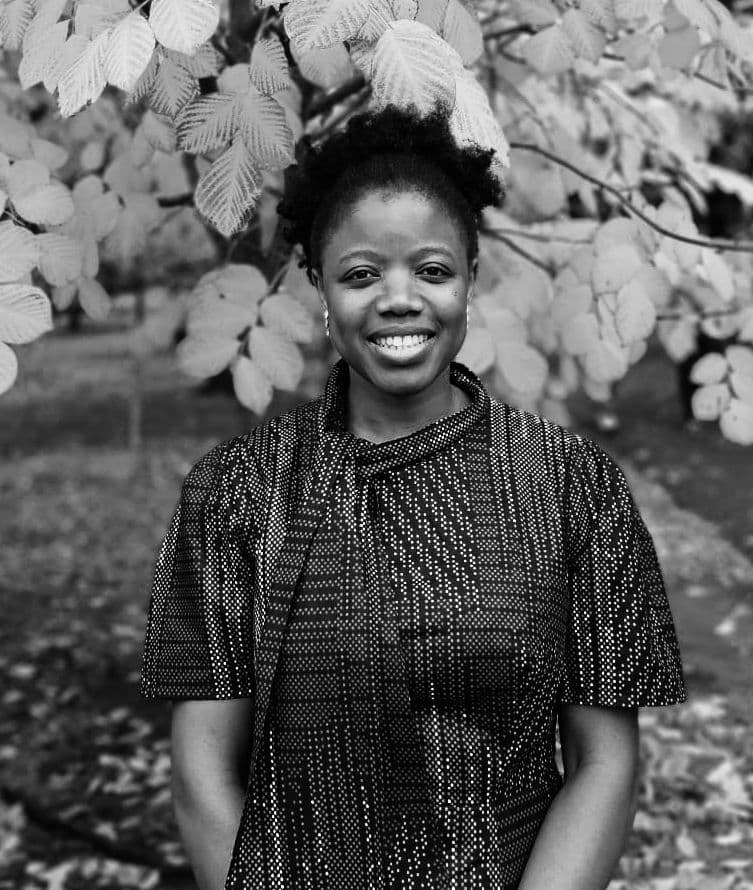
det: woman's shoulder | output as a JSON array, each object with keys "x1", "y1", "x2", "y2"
[
  {"x1": 490, "y1": 396, "x2": 616, "y2": 478},
  {"x1": 183, "y1": 394, "x2": 323, "y2": 499}
]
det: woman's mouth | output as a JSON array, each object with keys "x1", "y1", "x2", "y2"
[{"x1": 368, "y1": 333, "x2": 436, "y2": 361}]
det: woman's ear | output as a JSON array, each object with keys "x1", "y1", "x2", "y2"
[
  {"x1": 468, "y1": 257, "x2": 478, "y2": 301},
  {"x1": 310, "y1": 268, "x2": 326, "y2": 309}
]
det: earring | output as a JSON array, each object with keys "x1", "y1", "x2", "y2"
[{"x1": 323, "y1": 308, "x2": 329, "y2": 337}]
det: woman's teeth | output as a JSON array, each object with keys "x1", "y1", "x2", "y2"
[{"x1": 372, "y1": 334, "x2": 432, "y2": 349}]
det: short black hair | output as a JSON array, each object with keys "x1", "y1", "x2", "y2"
[{"x1": 276, "y1": 102, "x2": 505, "y2": 283}]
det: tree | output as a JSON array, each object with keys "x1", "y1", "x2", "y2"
[{"x1": 1, "y1": 0, "x2": 753, "y2": 444}]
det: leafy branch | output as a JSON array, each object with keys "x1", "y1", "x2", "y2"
[{"x1": 508, "y1": 141, "x2": 753, "y2": 254}]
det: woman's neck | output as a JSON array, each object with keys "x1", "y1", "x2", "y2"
[{"x1": 347, "y1": 379, "x2": 470, "y2": 444}]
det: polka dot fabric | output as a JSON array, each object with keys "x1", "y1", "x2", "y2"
[{"x1": 140, "y1": 357, "x2": 686, "y2": 889}]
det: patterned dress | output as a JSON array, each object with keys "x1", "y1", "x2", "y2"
[{"x1": 140, "y1": 357, "x2": 687, "y2": 889}]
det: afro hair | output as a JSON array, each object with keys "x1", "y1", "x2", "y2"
[{"x1": 276, "y1": 102, "x2": 505, "y2": 282}]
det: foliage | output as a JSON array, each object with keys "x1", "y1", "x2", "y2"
[{"x1": 2, "y1": 0, "x2": 753, "y2": 444}]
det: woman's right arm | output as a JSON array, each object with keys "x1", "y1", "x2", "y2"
[{"x1": 170, "y1": 698, "x2": 253, "y2": 890}]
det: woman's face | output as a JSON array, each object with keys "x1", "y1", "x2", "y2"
[{"x1": 313, "y1": 187, "x2": 476, "y2": 401}]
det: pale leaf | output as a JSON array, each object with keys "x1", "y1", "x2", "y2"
[
  {"x1": 497, "y1": 341, "x2": 548, "y2": 394},
  {"x1": 14, "y1": 182, "x2": 74, "y2": 226},
  {"x1": 7, "y1": 159, "x2": 50, "y2": 199},
  {"x1": 507, "y1": 0, "x2": 558, "y2": 28},
  {"x1": 0, "y1": 341, "x2": 18, "y2": 396},
  {"x1": 45, "y1": 33, "x2": 89, "y2": 94},
  {"x1": 561, "y1": 312, "x2": 600, "y2": 356},
  {"x1": 689, "y1": 351, "x2": 728, "y2": 385},
  {"x1": 167, "y1": 43, "x2": 223, "y2": 77},
  {"x1": 35, "y1": 233, "x2": 83, "y2": 285},
  {"x1": 149, "y1": 0, "x2": 219, "y2": 55},
  {"x1": 450, "y1": 67, "x2": 509, "y2": 168},
  {"x1": 259, "y1": 292, "x2": 315, "y2": 344},
  {"x1": 552, "y1": 283, "x2": 592, "y2": 328},
  {"x1": 614, "y1": 0, "x2": 664, "y2": 19},
  {"x1": 101, "y1": 194, "x2": 161, "y2": 264},
  {"x1": 58, "y1": 29, "x2": 111, "y2": 118},
  {"x1": 729, "y1": 370, "x2": 753, "y2": 407},
  {"x1": 583, "y1": 338, "x2": 629, "y2": 382},
  {"x1": 415, "y1": 0, "x2": 448, "y2": 32},
  {"x1": 18, "y1": 18, "x2": 68, "y2": 89},
  {"x1": 726, "y1": 344, "x2": 753, "y2": 377},
  {"x1": 51, "y1": 283, "x2": 78, "y2": 311},
  {"x1": 194, "y1": 139, "x2": 263, "y2": 237},
  {"x1": 104, "y1": 11, "x2": 155, "y2": 91},
  {"x1": 0, "y1": 0, "x2": 34, "y2": 50},
  {"x1": 521, "y1": 24, "x2": 575, "y2": 75},
  {"x1": 232, "y1": 354, "x2": 274, "y2": 414},
  {"x1": 81, "y1": 140, "x2": 105, "y2": 171},
  {"x1": 591, "y1": 244, "x2": 644, "y2": 294},
  {"x1": 358, "y1": 0, "x2": 395, "y2": 42},
  {"x1": 248, "y1": 324, "x2": 304, "y2": 391},
  {"x1": 74, "y1": 1, "x2": 126, "y2": 39},
  {"x1": 720, "y1": 397, "x2": 753, "y2": 445},
  {"x1": 371, "y1": 19, "x2": 458, "y2": 114},
  {"x1": 0, "y1": 282, "x2": 53, "y2": 343},
  {"x1": 657, "y1": 24, "x2": 700, "y2": 70},
  {"x1": 455, "y1": 325, "x2": 496, "y2": 375},
  {"x1": 235, "y1": 88, "x2": 295, "y2": 169},
  {"x1": 701, "y1": 162, "x2": 753, "y2": 208},
  {"x1": 149, "y1": 54, "x2": 198, "y2": 116},
  {"x1": 702, "y1": 248, "x2": 735, "y2": 303},
  {"x1": 176, "y1": 93, "x2": 236, "y2": 154},
  {"x1": 218, "y1": 62, "x2": 251, "y2": 93},
  {"x1": 77, "y1": 277, "x2": 110, "y2": 320},
  {"x1": 284, "y1": 0, "x2": 371, "y2": 54},
  {"x1": 441, "y1": 0, "x2": 482, "y2": 65},
  {"x1": 177, "y1": 335, "x2": 239, "y2": 377},
  {"x1": 0, "y1": 221, "x2": 39, "y2": 282},
  {"x1": 250, "y1": 35, "x2": 290, "y2": 94},
  {"x1": 561, "y1": 8, "x2": 606, "y2": 63},
  {"x1": 195, "y1": 262, "x2": 267, "y2": 305},
  {"x1": 674, "y1": 0, "x2": 720, "y2": 37},
  {"x1": 31, "y1": 139, "x2": 68, "y2": 170},
  {"x1": 0, "y1": 114, "x2": 33, "y2": 160},
  {"x1": 295, "y1": 43, "x2": 354, "y2": 90},
  {"x1": 579, "y1": 0, "x2": 618, "y2": 32},
  {"x1": 615, "y1": 279, "x2": 657, "y2": 343},
  {"x1": 127, "y1": 46, "x2": 159, "y2": 102},
  {"x1": 141, "y1": 111, "x2": 176, "y2": 152}
]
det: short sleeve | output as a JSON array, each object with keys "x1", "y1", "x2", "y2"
[
  {"x1": 559, "y1": 438, "x2": 687, "y2": 708},
  {"x1": 140, "y1": 444, "x2": 257, "y2": 700}
]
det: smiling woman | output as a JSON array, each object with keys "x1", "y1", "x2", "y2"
[{"x1": 141, "y1": 103, "x2": 686, "y2": 890}]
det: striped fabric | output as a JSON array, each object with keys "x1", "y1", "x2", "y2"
[{"x1": 141, "y1": 357, "x2": 687, "y2": 888}]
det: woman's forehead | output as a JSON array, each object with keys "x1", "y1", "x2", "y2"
[{"x1": 326, "y1": 189, "x2": 466, "y2": 255}]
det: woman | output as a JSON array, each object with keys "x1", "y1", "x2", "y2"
[{"x1": 140, "y1": 105, "x2": 687, "y2": 890}]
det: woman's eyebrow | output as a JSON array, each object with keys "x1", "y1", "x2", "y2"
[{"x1": 338, "y1": 244, "x2": 455, "y2": 264}]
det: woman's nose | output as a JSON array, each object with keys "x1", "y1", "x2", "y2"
[{"x1": 380, "y1": 269, "x2": 420, "y2": 306}]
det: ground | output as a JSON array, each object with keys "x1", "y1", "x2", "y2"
[{"x1": 0, "y1": 311, "x2": 751, "y2": 890}]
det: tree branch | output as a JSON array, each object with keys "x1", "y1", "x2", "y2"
[
  {"x1": 480, "y1": 226, "x2": 555, "y2": 274},
  {"x1": 156, "y1": 192, "x2": 194, "y2": 207},
  {"x1": 486, "y1": 227, "x2": 593, "y2": 245},
  {"x1": 508, "y1": 141, "x2": 753, "y2": 253},
  {"x1": 656, "y1": 305, "x2": 741, "y2": 321},
  {"x1": 306, "y1": 73, "x2": 366, "y2": 119}
]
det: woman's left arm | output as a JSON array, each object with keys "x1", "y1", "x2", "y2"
[{"x1": 517, "y1": 703, "x2": 640, "y2": 890}]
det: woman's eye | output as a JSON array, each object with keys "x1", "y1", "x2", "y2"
[
  {"x1": 345, "y1": 269, "x2": 377, "y2": 283},
  {"x1": 420, "y1": 265, "x2": 450, "y2": 278}
]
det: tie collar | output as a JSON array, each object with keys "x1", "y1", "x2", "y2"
[{"x1": 316, "y1": 357, "x2": 490, "y2": 477}]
